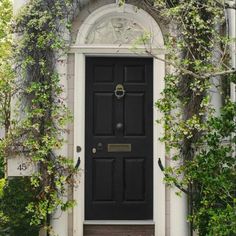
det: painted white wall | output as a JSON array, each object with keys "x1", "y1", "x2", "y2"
[
  {"x1": 228, "y1": 1, "x2": 236, "y2": 102},
  {"x1": 13, "y1": 0, "x2": 27, "y2": 15},
  {"x1": 210, "y1": 76, "x2": 222, "y2": 115},
  {"x1": 228, "y1": 1, "x2": 236, "y2": 175},
  {"x1": 51, "y1": 201, "x2": 68, "y2": 236},
  {"x1": 73, "y1": 53, "x2": 85, "y2": 236},
  {"x1": 170, "y1": 187, "x2": 188, "y2": 236},
  {"x1": 154, "y1": 56, "x2": 166, "y2": 236},
  {"x1": 51, "y1": 56, "x2": 69, "y2": 236},
  {"x1": 169, "y1": 152, "x2": 189, "y2": 236}
]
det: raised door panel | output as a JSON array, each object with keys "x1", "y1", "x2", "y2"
[
  {"x1": 124, "y1": 93, "x2": 145, "y2": 136},
  {"x1": 124, "y1": 158, "x2": 145, "y2": 201},
  {"x1": 93, "y1": 93, "x2": 114, "y2": 136},
  {"x1": 93, "y1": 159, "x2": 115, "y2": 201},
  {"x1": 94, "y1": 64, "x2": 114, "y2": 83},
  {"x1": 124, "y1": 65, "x2": 145, "y2": 83}
]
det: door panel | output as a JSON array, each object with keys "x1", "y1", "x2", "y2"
[
  {"x1": 124, "y1": 93, "x2": 145, "y2": 136},
  {"x1": 94, "y1": 64, "x2": 115, "y2": 83},
  {"x1": 93, "y1": 93, "x2": 114, "y2": 136},
  {"x1": 124, "y1": 158, "x2": 145, "y2": 201},
  {"x1": 85, "y1": 57, "x2": 153, "y2": 220},
  {"x1": 93, "y1": 158, "x2": 115, "y2": 201},
  {"x1": 124, "y1": 65, "x2": 145, "y2": 83}
]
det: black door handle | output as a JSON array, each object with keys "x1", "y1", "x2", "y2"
[{"x1": 75, "y1": 157, "x2": 80, "y2": 169}]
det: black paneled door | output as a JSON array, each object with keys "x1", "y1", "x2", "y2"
[{"x1": 85, "y1": 57, "x2": 153, "y2": 220}]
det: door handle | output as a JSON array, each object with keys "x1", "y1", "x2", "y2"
[
  {"x1": 92, "y1": 148, "x2": 97, "y2": 154},
  {"x1": 75, "y1": 157, "x2": 80, "y2": 169}
]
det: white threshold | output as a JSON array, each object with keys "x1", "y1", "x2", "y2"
[{"x1": 83, "y1": 220, "x2": 155, "y2": 225}]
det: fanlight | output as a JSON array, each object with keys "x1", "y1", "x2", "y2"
[{"x1": 85, "y1": 17, "x2": 146, "y2": 45}]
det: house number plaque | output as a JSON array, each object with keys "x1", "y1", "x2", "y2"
[
  {"x1": 108, "y1": 144, "x2": 132, "y2": 152},
  {"x1": 7, "y1": 156, "x2": 38, "y2": 177}
]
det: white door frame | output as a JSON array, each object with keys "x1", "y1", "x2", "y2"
[
  {"x1": 73, "y1": 52, "x2": 165, "y2": 236},
  {"x1": 72, "y1": 4, "x2": 166, "y2": 236}
]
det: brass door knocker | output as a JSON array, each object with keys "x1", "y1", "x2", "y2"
[{"x1": 114, "y1": 84, "x2": 125, "y2": 99}]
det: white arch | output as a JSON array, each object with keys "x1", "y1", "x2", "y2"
[{"x1": 76, "y1": 3, "x2": 164, "y2": 48}]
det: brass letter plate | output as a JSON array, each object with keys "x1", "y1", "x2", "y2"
[{"x1": 108, "y1": 144, "x2": 132, "y2": 152}]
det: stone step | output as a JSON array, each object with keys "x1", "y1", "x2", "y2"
[{"x1": 84, "y1": 225, "x2": 155, "y2": 236}]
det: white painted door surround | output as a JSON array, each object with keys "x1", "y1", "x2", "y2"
[{"x1": 72, "y1": 4, "x2": 169, "y2": 236}]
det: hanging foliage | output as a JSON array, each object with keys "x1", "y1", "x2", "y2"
[
  {"x1": 1, "y1": 0, "x2": 80, "y2": 233},
  {"x1": 0, "y1": 0, "x2": 14, "y2": 178},
  {"x1": 142, "y1": 0, "x2": 236, "y2": 235}
]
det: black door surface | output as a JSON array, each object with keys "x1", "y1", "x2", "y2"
[{"x1": 85, "y1": 57, "x2": 153, "y2": 220}]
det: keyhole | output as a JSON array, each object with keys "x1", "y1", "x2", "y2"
[{"x1": 97, "y1": 142, "x2": 103, "y2": 150}]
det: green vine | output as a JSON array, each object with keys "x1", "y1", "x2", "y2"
[
  {"x1": 2, "y1": 0, "x2": 80, "y2": 233},
  {"x1": 0, "y1": 0, "x2": 14, "y2": 178},
  {"x1": 147, "y1": 1, "x2": 236, "y2": 235}
]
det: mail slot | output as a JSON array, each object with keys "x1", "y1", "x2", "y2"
[{"x1": 108, "y1": 144, "x2": 132, "y2": 152}]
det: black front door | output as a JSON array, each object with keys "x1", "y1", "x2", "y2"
[{"x1": 85, "y1": 57, "x2": 153, "y2": 220}]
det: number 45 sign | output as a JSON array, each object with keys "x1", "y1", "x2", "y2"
[{"x1": 7, "y1": 156, "x2": 38, "y2": 177}]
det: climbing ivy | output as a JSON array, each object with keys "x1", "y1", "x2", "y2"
[
  {"x1": 1, "y1": 0, "x2": 80, "y2": 233},
  {"x1": 0, "y1": 0, "x2": 14, "y2": 178},
  {"x1": 145, "y1": 1, "x2": 236, "y2": 235}
]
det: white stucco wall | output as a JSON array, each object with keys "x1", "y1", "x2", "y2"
[
  {"x1": 13, "y1": 0, "x2": 27, "y2": 15},
  {"x1": 228, "y1": 1, "x2": 236, "y2": 102},
  {"x1": 3, "y1": 0, "x2": 26, "y2": 142}
]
